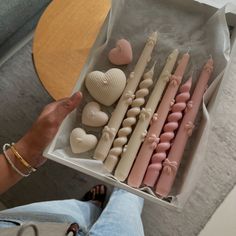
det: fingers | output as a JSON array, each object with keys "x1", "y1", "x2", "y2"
[
  {"x1": 38, "y1": 91, "x2": 82, "y2": 129},
  {"x1": 41, "y1": 97, "x2": 69, "y2": 116},
  {"x1": 57, "y1": 91, "x2": 83, "y2": 119},
  {"x1": 62, "y1": 92, "x2": 83, "y2": 112}
]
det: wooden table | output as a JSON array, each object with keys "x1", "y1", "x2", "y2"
[{"x1": 33, "y1": 0, "x2": 110, "y2": 100}]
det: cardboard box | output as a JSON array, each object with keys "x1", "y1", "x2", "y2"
[{"x1": 44, "y1": 0, "x2": 236, "y2": 210}]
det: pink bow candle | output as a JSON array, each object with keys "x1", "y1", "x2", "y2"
[
  {"x1": 155, "y1": 58, "x2": 214, "y2": 197},
  {"x1": 143, "y1": 78, "x2": 192, "y2": 187},
  {"x1": 124, "y1": 52, "x2": 190, "y2": 185}
]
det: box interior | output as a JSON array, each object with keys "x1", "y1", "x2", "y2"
[{"x1": 44, "y1": 0, "x2": 236, "y2": 209}]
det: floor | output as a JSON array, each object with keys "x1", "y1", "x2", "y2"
[
  {"x1": 199, "y1": 184, "x2": 236, "y2": 236},
  {"x1": 191, "y1": 3, "x2": 236, "y2": 235},
  {"x1": 197, "y1": 0, "x2": 236, "y2": 234}
]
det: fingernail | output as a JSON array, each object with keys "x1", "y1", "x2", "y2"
[
  {"x1": 71, "y1": 91, "x2": 82, "y2": 100},
  {"x1": 78, "y1": 91, "x2": 83, "y2": 98}
]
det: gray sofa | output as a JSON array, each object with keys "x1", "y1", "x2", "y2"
[{"x1": 0, "y1": 0, "x2": 51, "y2": 61}]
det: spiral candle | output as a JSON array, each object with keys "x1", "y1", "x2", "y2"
[
  {"x1": 125, "y1": 52, "x2": 189, "y2": 185},
  {"x1": 143, "y1": 78, "x2": 192, "y2": 187},
  {"x1": 104, "y1": 64, "x2": 155, "y2": 172},
  {"x1": 93, "y1": 32, "x2": 158, "y2": 162},
  {"x1": 123, "y1": 49, "x2": 179, "y2": 187},
  {"x1": 155, "y1": 58, "x2": 214, "y2": 197}
]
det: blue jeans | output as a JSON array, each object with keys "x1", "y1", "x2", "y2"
[{"x1": 0, "y1": 188, "x2": 144, "y2": 236}]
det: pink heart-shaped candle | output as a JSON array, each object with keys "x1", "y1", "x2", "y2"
[{"x1": 108, "y1": 39, "x2": 133, "y2": 65}]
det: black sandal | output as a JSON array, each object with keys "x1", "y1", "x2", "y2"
[{"x1": 82, "y1": 184, "x2": 107, "y2": 208}]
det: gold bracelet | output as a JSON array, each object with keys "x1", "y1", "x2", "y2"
[
  {"x1": 3, "y1": 144, "x2": 30, "y2": 177},
  {"x1": 10, "y1": 144, "x2": 37, "y2": 173}
]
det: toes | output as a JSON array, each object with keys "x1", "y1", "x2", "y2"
[
  {"x1": 82, "y1": 185, "x2": 107, "y2": 205},
  {"x1": 91, "y1": 188, "x2": 96, "y2": 200},
  {"x1": 96, "y1": 185, "x2": 99, "y2": 196},
  {"x1": 100, "y1": 185, "x2": 105, "y2": 195}
]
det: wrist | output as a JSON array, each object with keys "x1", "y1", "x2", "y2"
[
  {"x1": 14, "y1": 136, "x2": 46, "y2": 168},
  {"x1": 2, "y1": 148, "x2": 24, "y2": 181}
]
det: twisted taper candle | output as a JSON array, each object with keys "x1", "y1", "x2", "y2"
[
  {"x1": 125, "y1": 52, "x2": 189, "y2": 185},
  {"x1": 143, "y1": 78, "x2": 192, "y2": 187},
  {"x1": 104, "y1": 64, "x2": 155, "y2": 172},
  {"x1": 93, "y1": 32, "x2": 158, "y2": 161},
  {"x1": 155, "y1": 58, "x2": 214, "y2": 197},
  {"x1": 122, "y1": 50, "x2": 179, "y2": 187}
]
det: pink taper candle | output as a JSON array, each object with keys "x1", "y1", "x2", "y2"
[
  {"x1": 143, "y1": 78, "x2": 192, "y2": 187},
  {"x1": 126, "y1": 52, "x2": 190, "y2": 186},
  {"x1": 155, "y1": 58, "x2": 213, "y2": 197}
]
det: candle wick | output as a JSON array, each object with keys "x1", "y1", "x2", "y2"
[
  {"x1": 152, "y1": 60, "x2": 157, "y2": 70},
  {"x1": 190, "y1": 68, "x2": 195, "y2": 77},
  {"x1": 186, "y1": 47, "x2": 191, "y2": 54}
]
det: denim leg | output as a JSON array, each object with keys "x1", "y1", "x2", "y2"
[
  {"x1": 88, "y1": 188, "x2": 144, "y2": 236},
  {"x1": 0, "y1": 199, "x2": 102, "y2": 234}
]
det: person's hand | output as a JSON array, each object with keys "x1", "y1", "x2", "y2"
[{"x1": 14, "y1": 92, "x2": 82, "y2": 168}]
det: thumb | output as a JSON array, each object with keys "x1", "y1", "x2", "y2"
[{"x1": 59, "y1": 92, "x2": 83, "y2": 117}]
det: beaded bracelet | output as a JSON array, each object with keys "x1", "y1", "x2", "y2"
[
  {"x1": 10, "y1": 143, "x2": 37, "y2": 173},
  {"x1": 2, "y1": 144, "x2": 30, "y2": 177}
]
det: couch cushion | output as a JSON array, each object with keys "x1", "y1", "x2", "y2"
[{"x1": 0, "y1": 0, "x2": 51, "y2": 60}]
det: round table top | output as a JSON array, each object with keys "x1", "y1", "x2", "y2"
[{"x1": 33, "y1": 0, "x2": 110, "y2": 100}]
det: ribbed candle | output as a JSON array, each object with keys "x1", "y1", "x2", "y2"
[
  {"x1": 155, "y1": 58, "x2": 213, "y2": 197},
  {"x1": 93, "y1": 32, "x2": 158, "y2": 161},
  {"x1": 143, "y1": 78, "x2": 192, "y2": 187},
  {"x1": 117, "y1": 52, "x2": 189, "y2": 183}
]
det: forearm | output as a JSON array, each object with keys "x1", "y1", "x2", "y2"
[
  {"x1": 0, "y1": 138, "x2": 44, "y2": 194},
  {"x1": 0, "y1": 92, "x2": 82, "y2": 195}
]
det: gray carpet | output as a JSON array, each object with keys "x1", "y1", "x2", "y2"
[{"x1": 0, "y1": 40, "x2": 236, "y2": 236}]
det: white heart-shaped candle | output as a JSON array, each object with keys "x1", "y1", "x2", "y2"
[
  {"x1": 82, "y1": 102, "x2": 109, "y2": 127},
  {"x1": 108, "y1": 39, "x2": 133, "y2": 65},
  {"x1": 70, "y1": 128, "x2": 97, "y2": 154},
  {"x1": 85, "y1": 68, "x2": 126, "y2": 106}
]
